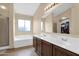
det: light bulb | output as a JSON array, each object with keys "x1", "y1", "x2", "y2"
[{"x1": 0, "y1": 5, "x2": 6, "y2": 9}]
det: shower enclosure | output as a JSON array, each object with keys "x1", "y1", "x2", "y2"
[{"x1": 0, "y1": 17, "x2": 9, "y2": 47}]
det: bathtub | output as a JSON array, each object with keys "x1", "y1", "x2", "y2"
[{"x1": 14, "y1": 35, "x2": 33, "y2": 48}]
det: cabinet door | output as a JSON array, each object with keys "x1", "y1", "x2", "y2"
[
  {"x1": 36, "y1": 38, "x2": 41, "y2": 55},
  {"x1": 41, "y1": 40, "x2": 53, "y2": 56},
  {"x1": 53, "y1": 45, "x2": 78, "y2": 56}
]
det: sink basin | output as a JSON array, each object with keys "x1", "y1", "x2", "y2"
[{"x1": 48, "y1": 36, "x2": 71, "y2": 47}]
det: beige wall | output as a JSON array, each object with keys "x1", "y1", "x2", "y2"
[
  {"x1": 33, "y1": 3, "x2": 50, "y2": 34},
  {"x1": 45, "y1": 14, "x2": 53, "y2": 32},
  {"x1": 15, "y1": 13, "x2": 33, "y2": 35},
  {"x1": 71, "y1": 4, "x2": 79, "y2": 35},
  {"x1": 0, "y1": 3, "x2": 9, "y2": 18}
]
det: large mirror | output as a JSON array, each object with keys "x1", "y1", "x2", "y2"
[{"x1": 42, "y1": 3, "x2": 79, "y2": 35}]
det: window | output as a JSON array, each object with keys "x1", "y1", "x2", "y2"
[
  {"x1": 41, "y1": 20, "x2": 45, "y2": 32},
  {"x1": 18, "y1": 19, "x2": 31, "y2": 32}
]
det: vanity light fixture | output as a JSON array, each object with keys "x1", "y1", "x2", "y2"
[
  {"x1": 0, "y1": 5, "x2": 6, "y2": 9},
  {"x1": 44, "y1": 3, "x2": 58, "y2": 11}
]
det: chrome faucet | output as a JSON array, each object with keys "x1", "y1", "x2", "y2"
[{"x1": 61, "y1": 38, "x2": 68, "y2": 42}]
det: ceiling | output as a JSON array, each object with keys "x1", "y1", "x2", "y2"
[{"x1": 14, "y1": 3, "x2": 40, "y2": 16}]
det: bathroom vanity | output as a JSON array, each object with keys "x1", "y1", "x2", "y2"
[
  {"x1": 33, "y1": 36, "x2": 53, "y2": 56},
  {"x1": 33, "y1": 33, "x2": 79, "y2": 56}
]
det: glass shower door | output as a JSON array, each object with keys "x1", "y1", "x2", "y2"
[{"x1": 0, "y1": 17, "x2": 9, "y2": 47}]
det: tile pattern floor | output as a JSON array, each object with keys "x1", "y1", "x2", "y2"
[{"x1": 0, "y1": 46, "x2": 38, "y2": 56}]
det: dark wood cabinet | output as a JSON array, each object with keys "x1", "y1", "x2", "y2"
[
  {"x1": 33, "y1": 37, "x2": 41, "y2": 55},
  {"x1": 41, "y1": 40, "x2": 53, "y2": 56},
  {"x1": 33, "y1": 37, "x2": 37, "y2": 50},
  {"x1": 53, "y1": 45, "x2": 79, "y2": 56},
  {"x1": 33, "y1": 36, "x2": 79, "y2": 56},
  {"x1": 36, "y1": 38, "x2": 42, "y2": 55}
]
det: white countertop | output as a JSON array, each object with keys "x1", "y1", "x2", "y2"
[{"x1": 34, "y1": 33, "x2": 79, "y2": 55}]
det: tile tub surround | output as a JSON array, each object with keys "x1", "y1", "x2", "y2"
[{"x1": 34, "y1": 33, "x2": 79, "y2": 55}]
